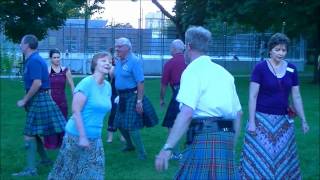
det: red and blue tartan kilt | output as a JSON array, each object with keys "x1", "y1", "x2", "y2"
[
  {"x1": 24, "y1": 92, "x2": 66, "y2": 136},
  {"x1": 114, "y1": 92, "x2": 158, "y2": 130},
  {"x1": 175, "y1": 131, "x2": 239, "y2": 180}
]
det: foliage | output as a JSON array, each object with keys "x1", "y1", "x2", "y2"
[
  {"x1": 0, "y1": 54, "x2": 13, "y2": 74},
  {"x1": 0, "y1": 0, "x2": 86, "y2": 43},
  {"x1": 153, "y1": 0, "x2": 320, "y2": 82}
]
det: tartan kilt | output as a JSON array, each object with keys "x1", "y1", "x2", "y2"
[
  {"x1": 162, "y1": 95, "x2": 179, "y2": 128},
  {"x1": 142, "y1": 96, "x2": 159, "y2": 128},
  {"x1": 24, "y1": 92, "x2": 66, "y2": 136},
  {"x1": 175, "y1": 131, "x2": 239, "y2": 180},
  {"x1": 48, "y1": 134, "x2": 105, "y2": 180},
  {"x1": 114, "y1": 92, "x2": 158, "y2": 130}
]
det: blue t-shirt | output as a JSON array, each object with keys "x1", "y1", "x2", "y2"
[
  {"x1": 251, "y1": 60, "x2": 299, "y2": 115},
  {"x1": 23, "y1": 52, "x2": 50, "y2": 90},
  {"x1": 65, "y1": 76, "x2": 112, "y2": 138},
  {"x1": 114, "y1": 53, "x2": 144, "y2": 90}
]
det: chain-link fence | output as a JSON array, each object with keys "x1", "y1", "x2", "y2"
[{"x1": 0, "y1": 18, "x2": 306, "y2": 76}]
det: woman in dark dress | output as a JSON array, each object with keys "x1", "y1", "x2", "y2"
[{"x1": 44, "y1": 49, "x2": 75, "y2": 149}]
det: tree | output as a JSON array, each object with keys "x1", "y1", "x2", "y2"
[
  {"x1": 152, "y1": 0, "x2": 320, "y2": 82},
  {"x1": 214, "y1": 0, "x2": 320, "y2": 83},
  {"x1": 151, "y1": 0, "x2": 185, "y2": 39},
  {"x1": 0, "y1": 0, "x2": 86, "y2": 43}
]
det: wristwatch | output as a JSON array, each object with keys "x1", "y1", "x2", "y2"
[{"x1": 162, "y1": 143, "x2": 173, "y2": 152}]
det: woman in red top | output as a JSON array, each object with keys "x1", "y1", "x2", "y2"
[{"x1": 45, "y1": 49, "x2": 75, "y2": 149}]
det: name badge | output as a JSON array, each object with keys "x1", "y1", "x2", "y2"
[{"x1": 286, "y1": 67, "x2": 294, "y2": 73}]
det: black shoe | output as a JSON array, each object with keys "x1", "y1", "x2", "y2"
[{"x1": 121, "y1": 146, "x2": 135, "y2": 152}]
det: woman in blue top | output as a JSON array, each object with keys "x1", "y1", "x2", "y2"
[
  {"x1": 239, "y1": 33, "x2": 310, "y2": 179},
  {"x1": 48, "y1": 52, "x2": 112, "y2": 180}
]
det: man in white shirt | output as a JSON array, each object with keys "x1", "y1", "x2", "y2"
[{"x1": 155, "y1": 26, "x2": 242, "y2": 179}]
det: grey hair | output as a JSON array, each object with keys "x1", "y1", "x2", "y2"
[
  {"x1": 185, "y1": 26, "x2": 211, "y2": 53},
  {"x1": 171, "y1": 39, "x2": 185, "y2": 53},
  {"x1": 267, "y1": 33, "x2": 290, "y2": 54},
  {"x1": 115, "y1": 37, "x2": 132, "y2": 50}
]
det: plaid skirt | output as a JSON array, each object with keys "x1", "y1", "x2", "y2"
[
  {"x1": 239, "y1": 112, "x2": 301, "y2": 179},
  {"x1": 162, "y1": 88, "x2": 179, "y2": 128},
  {"x1": 48, "y1": 134, "x2": 105, "y2": 180},
  {"x1": 114, "y1": 92, "x2": 158, "y2": 130},
  {"x1": 24, "y1": 92, "x2": 66, "y2": 136},
  {"x1": 175, "y1": 124, "x2": 239, "y2": 180}
]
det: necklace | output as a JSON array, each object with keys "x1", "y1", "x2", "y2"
[
  {"x1": 267, "y1": 60, "x2": 283, "y2": 89},
  {"x1": 268, "y1": 60, "x2": 282, "y2": 77}
]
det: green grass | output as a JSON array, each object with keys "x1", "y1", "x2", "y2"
[{"x1": 0, "y1": 76, "x2": 319, "y2": 180}]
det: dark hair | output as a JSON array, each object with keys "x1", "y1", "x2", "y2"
[
  {"x1": 267, "y1": 33, "x2": 290, "y2": 54},
  {"x1": 49, "y1": 49, "x2": 61, "y2": 58},
  {"x1": 22, "y1": 34, "x2": 38, "y2": 49},
  {"x1": 91, "y1": 52, "x2": 112, "y2": 73}
]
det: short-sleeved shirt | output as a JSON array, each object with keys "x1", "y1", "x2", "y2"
[
  {"x1": 23, "y1": 52, "x2": 50, "y2": 90},
  {"x1": 251, "y1": 60, "x2": 299, "y2": 115},
  {"x1": 161, "y1": 53, "x2": 187, "y2": 86},
  {"x1": 114, "y1": 53, "x2": 144, "y2": 90},
  {"x1": 176, "y1": 55, "x2": 242, "y2": 119},
  {"x1": 65, "y1": 76, "x2": 112, "y2": 138}
]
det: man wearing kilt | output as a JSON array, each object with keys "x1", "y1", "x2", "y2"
[
  {"x1": 155, "y1": 26, "x2": 242, "y2": 179},
  {"x1": 12, "y1": 35, "x2": 66, "y2": 176},
  {"x1": 113, "y1": 37, "x2": 158, "y2": 160},
  {"x1": 160, "y1": 39, "x2": 187, "y2": 159}
]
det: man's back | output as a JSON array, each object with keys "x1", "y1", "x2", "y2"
[
  {"x1": 162, "y1": 53, "x2": 186, "y2": 86},
  {"x1": 177, "y1": 55, "x2": 241, "y2": 119}
]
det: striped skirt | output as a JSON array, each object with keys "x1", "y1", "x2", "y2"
[
  {"x1": 48, "y1": 134, "x2": 105, "y2": 180},
  {"x1": 24, "y1": 92, "x2": 66, "y2": 136},
  {"x1": 239, "y1": 112, "x2": 301, "y2": 179},
  {"x1": 175, "y1": 128, "x2": 239, "y2": 179}
]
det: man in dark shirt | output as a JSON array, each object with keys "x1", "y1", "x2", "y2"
[{"x1": 160, "y1": 39, "x2": 187, "y2": 159}]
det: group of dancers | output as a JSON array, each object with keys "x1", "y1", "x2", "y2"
[{"x1": 13, "y1": 26, "x2": 309, "y2": 179}]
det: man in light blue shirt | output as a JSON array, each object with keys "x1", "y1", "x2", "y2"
[{"x1": 113, "y1": 37, "x2": 158, "y2": 160}]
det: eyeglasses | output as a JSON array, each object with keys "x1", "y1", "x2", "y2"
[{"x1": 115, "y1": 45, "x2": 125, "y2": 49}]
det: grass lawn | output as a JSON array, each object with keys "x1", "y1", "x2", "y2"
[{"x1": 0, "y1": 75, "x2": 319, "y2": 180}]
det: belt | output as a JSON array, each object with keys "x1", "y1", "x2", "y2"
[
  {"x1": 186, "y1": 117, "x2": 234, "y2": 145},
  {"x1": 38, "y1": 89, "x2": 50, "y2": 93},
  {"x1": 118, "y1": 87, "x2": 137, "y2": 94},
  {"x1": 39, "y1": 89, "x2": 49, "y2": 92}
]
